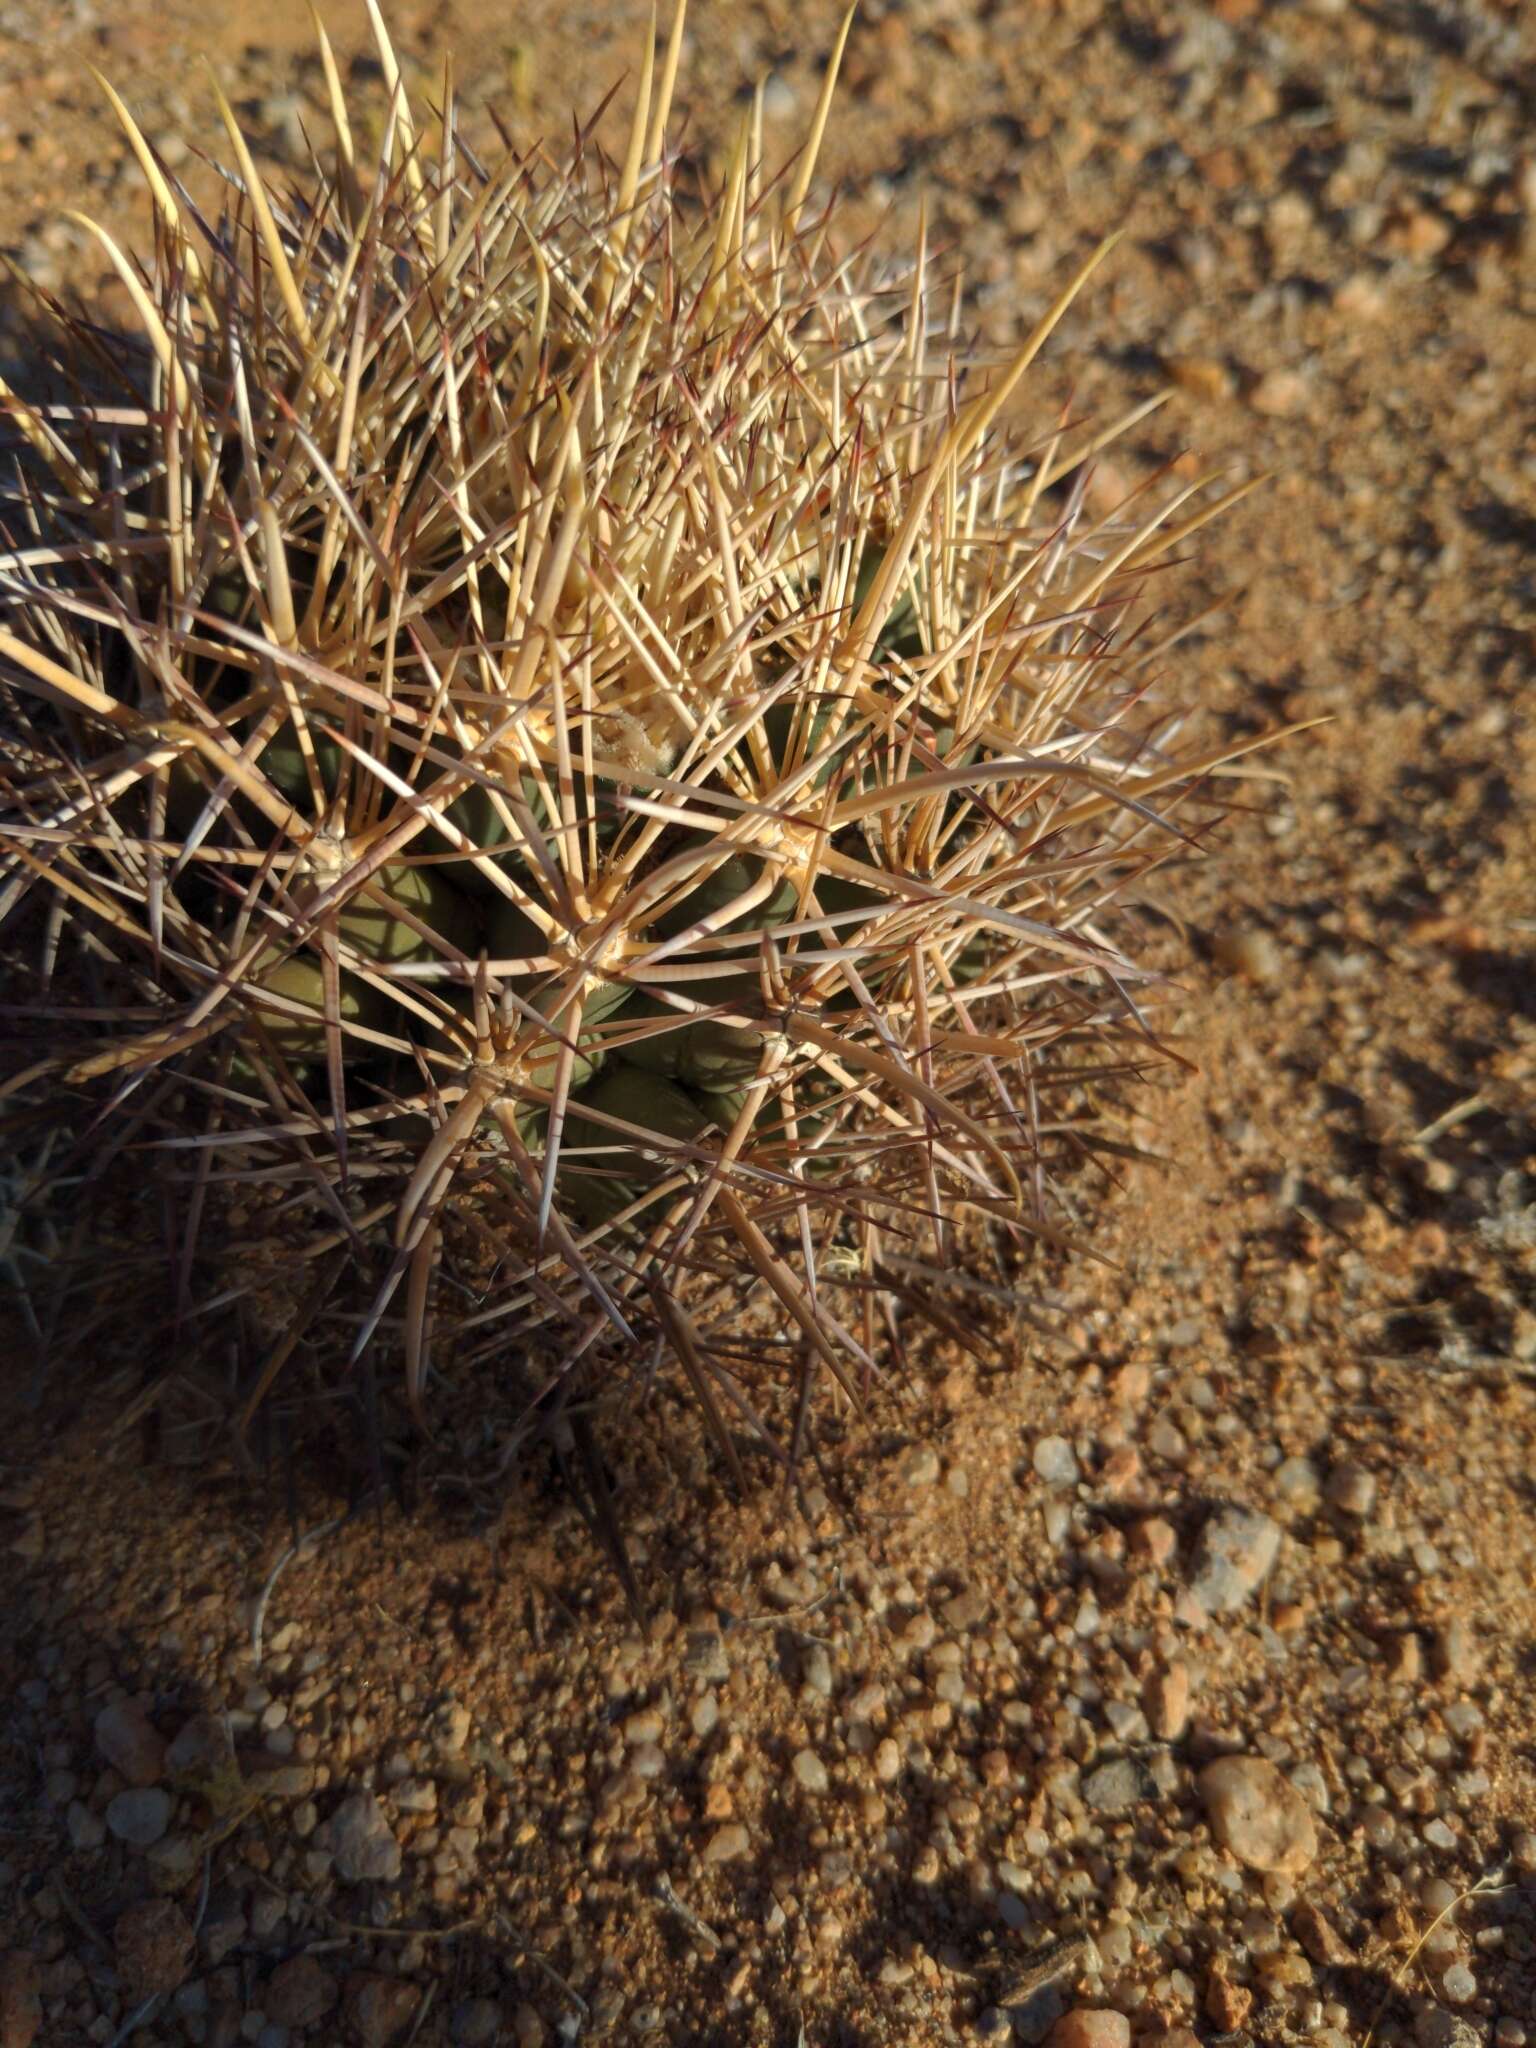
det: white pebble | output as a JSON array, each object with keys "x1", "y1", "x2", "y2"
[
  {"x1": 1033, "y1": 1435, "x2": 1080, "y2": 1484},
  {"x1": 792, "y1": 1748, "x2": 829, "y2": 1795},
  {"x1": 1441, "y1": 1964, "x2": 1477, "y2": 2005}
]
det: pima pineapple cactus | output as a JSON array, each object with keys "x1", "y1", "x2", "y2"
[{"x1": 0, "y1": 4, "x2": 1274, "y2": 1485}]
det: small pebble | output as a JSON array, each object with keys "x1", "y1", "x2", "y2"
[
  {"x1": 265, "y1": 1957, "x2": 337, "y2": 2031},
  {"x1": 683, "y1": 1630, "x2": 729, "y2": 1682},
  {"x1": 1103, "y1": 1700, "x2": 1146, "y2": 1742},
  {"x1": 1249, "y1": 367, "x2": 1308, "y2": 418},
  {"x1": 106, "y1": 1787, "x2": 172, "y2": 1848},
  {"x1": 166, "y1": 1713, "x2": 235, "y2": 1784},
  {"x1": 1165, "y1": 354, "x2": 1232, "y2": 402},
  {"x1": 145, "y1": 1833, "x2": 199, "y2": 1888},
  {"x1": 344, "y1": 1972, "x2": 419, "y2": 2048},
  {"x1": 1187, "y1": 1505, "x2": 1281, "y2": 1615},
  {"x1": 1048, "y1": 2011, "x2": 1131, "y2": 2048},
  {"x1": 1415, "y1": 2010, "x2": 1481, "y2": 2048},
  {"x1": 900, "y1": 1444, "x2": 941, "y2": 1486},
  {"x1": 450, "y1": 1997, "x2": 502, "y2": 2046},
  {"x1": 431, "y1": 1701, "x2": 472, "y2": 1755},
  {"x1": 1325, "y1": 1462, "x2": 1377, "y2": 1516},
  {"x1": 67, "y1": 1802, "x2": 105, "y2": 1851},
  {"x1": 801, "y1": 1644, "x2": 833, "y2": 1696},
  {"x1": 249, "y1": 1892, "x2": 285, "y2": 1940},
  {"x1": 942, "y1": 1587, "x2": 987, "y2": 1631},
  {"x1": 1082, "y1": 1758, "x2": 1155, "y2": 1813},
  {"x1": 791, "y1": 1749, "x2": 829, "y2": 1795},
  {"x1": 1198, "y1": 1756, "x2": 1318, "y2": 1875},
  {"x1": 1389, "y1": 1632, "x2": 1424, "y2": 1683},
  {"x1": 1433, "y1": 1619, "x2": 1479, "y2": 1681},
  {"x1": 1215, "y1": 925, "x2": 1283, "y2": 982},
  {"x1": 114, "y1": 1899, "x2": 192, "y2": 2000},
  {"x1": 1145, "y1": 1661, "x2": 1190, "y2": 1740},
  {"x1": 703, "y1": 1823, "x2": 750, "y2": 1864},
  {"x1": 1293, "y1": 1902, "x2": 1353, "y2": 1966},
  {"x1": 1132, "y1": 1517, "x2": 1177, "y2": 1566},
  {"x1": 1033, "y1": 1436, "x2": 1080, "y2": 1485},
  {"x1": 95, "y1": 1701, "x2": 166, "y2": 1788},
  {"x1": 1441, "y1": 1965, "x2": 1477, "y2": 2005},
  {"x1": 318, "y1": 1792, "x2": 402, "y2": 1883},
  {"x1": 1335, "y1": 274, "x2": 1386, "y2": 320}
]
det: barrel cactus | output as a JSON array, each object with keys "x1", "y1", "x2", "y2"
[{"x1": 0, "y1": 3, "x2": 1274, "y2": 1508}]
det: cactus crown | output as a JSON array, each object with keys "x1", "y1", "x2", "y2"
[{"x1": 0, "y1": 3, "x2": 1270, "y2": 1503}]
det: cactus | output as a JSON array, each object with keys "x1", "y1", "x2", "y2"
[{"x1": 0, "y1": 4, "x2": 1284, "y2": 1514}]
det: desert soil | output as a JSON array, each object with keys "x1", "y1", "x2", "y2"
[{"x1": 0, "y1": 1, "x2": 1533, "y2": 2046}]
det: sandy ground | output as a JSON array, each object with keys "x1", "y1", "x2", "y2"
[{"x1": 0, "y1": 1, "x2": 1533, "y2": 2045}]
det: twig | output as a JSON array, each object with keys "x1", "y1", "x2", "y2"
[
  {"x1": 313, "y1": 1907, "x2": 485, "y2": 1942},
  {"x1": 1361, "y1": 1873, "x2": 1510, "y2": 2048},
  {"x1": 250, "y1": 1516, "x2": 343, "y2": 1662},
  {"x1": 493, "y1": 1912, "x2": 589, "y2": 2017},
  {"x1": 57, "y1": 1850, "x2": 211, "y2": 1973},
  {"x1": 740, "y1": 1566, "x2": 844, "y2": 1629},
  {"x1": 1407, "y1": 1094, "x2": 1487, "y2": 1147},
  {"x1": 51, "y1": 1873, "x2": 111, "y2": 1956},
  {"x1": 106, "y1": 1995, "x2": 161, "y2": 2048},
  {"x1": 992, "y1": 1930, "x2": 1097, "y2": 2008},
  {"x1": 191, "y1": 1853, "x2": 213, "y2": 1936},
  {"x1": 372, "y1": 1600, "x2": 422, "y2": 1639},
  {"x1": 773, "y1": 1621, "x2": 836, "y2": 1651},
  {"x1": 403, "y1": 1978, "x2": 436, "y2": 2044},
  {"x1": 654, "y1": 1872, "x2": 721, "y2": 1953}
]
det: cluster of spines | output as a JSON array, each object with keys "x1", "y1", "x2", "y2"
[{"x1": 0, "y1": 1, "x2": 1287, "y2": 1478}]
